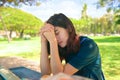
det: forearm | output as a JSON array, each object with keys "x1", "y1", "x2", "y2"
[
  {"x1": 40, "y1": 40, "x2": 51, "y2": 75},
  {"x1": 50, "y1": 41, "x2": 63, "y2": 75}
]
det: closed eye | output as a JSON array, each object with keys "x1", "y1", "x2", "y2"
[{"x1": 55, "y1": 31, "x2": 59, "y2": 35}]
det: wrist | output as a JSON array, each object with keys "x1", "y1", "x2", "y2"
[
  {"x1": 50, "y1": 38, "x2": 57, "y2": 44},
  {"x1": 41, "y1": 39, "x2": 47, "y2": 44}
]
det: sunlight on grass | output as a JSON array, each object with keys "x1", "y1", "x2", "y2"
[
  {"x1": 92, "y1": 36, "x2": 120, "y2": 80},
  {"x1": 0, "y1": 37, "x2": 41, "y2": 60}
]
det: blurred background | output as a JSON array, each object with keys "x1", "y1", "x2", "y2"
[{"x1": 0, "y1": 0, "x2": 120, "y2": 80}]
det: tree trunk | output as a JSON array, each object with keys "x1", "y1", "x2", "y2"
[
  {"x1": 20, "y1": 29, "x2": 24, "y2": 38},
  {"x1": 0, "y1": 16, "x2": 11, "y2": 43},
  {"x1": 9, "y1": 30, "x2": 12, "y2": 38}
]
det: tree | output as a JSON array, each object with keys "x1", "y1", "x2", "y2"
[
  {"x1": 96, "y1": 0, "x2": 120, "y2": 34},
  {"x1": 0, "y1": 0, "x2": 41, "y2": 7},
  {"x1": 0, "y1": 16, "x2": 11, "y2": 43},
  {"x1": 80, "y1": 4, "x2": 94, "y2": 34},
  {"x1": 0, "y1": 7, "x2": 43, "y2": 39},
  {"x1": 81, "y1": 3, "x2": 88, "y2": 19},
  {"x1": 114, "y1": 9, "x2": 120, "y2": 33},
  {"x1": 97, "y1": 0, "x2": 120, "y2": 10}
]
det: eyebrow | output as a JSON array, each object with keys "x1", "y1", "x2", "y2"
[{"x1": 54, "y1": 28, "x2": 58, "y2": 32}]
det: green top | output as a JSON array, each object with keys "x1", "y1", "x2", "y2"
[{"x1": 65, "y1": 36, "x2": 105, "y2": 80}]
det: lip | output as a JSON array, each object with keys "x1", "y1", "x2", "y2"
[{"x1": 58, "y1": 41, "x2": 62, "y2": 45}]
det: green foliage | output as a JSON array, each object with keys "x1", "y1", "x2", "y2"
[
  {"x1": 71, "y1": 10, "x2": 119, "y2": 35},
  {"x1": 97, "y1": 0, "x2": 120, "y2": 34},
  {"x1": 0, "y1": 7, "x2": 43, "y2": 36},
  {"x1": 97, "y1": 13, "x2": 114, "y2": 35},
  {"x1": 70, "y1": 17, "x2": 94, "y2": 34},
  {"x1": 70, "y1": 18, "x2": 81, "y2": 33},
  {"x1": 97, "y1": 0, "x2": 120, "y2": 10},
  {"x1": 114, "y1": 10, "x2": 120, "y2": 24},
  {"x1": 0, "y1": 0, "x2": 41, "y2": 7}
]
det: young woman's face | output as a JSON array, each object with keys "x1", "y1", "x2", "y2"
[{"x1": 54, "y1": 27, "x2": 69, "y2": 48}]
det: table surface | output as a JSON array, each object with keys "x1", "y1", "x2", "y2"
[{"x1": 0, "y1": 66, "x2": 41, "y2": 80}]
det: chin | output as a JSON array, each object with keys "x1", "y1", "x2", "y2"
[
  {"x1": 59, "y1": 44, "x2": 66, "y2": 48},
  {"x1": 60, "y1": 46, "x2": 65, "y2": 48}
]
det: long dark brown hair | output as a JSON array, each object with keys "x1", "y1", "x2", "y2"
[{"x1": 46, "y1": 13, "x2": 80, "y2": 59}]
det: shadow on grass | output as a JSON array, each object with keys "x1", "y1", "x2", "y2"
[{"x1": 94, "y1": 36, "x2": 120, "y2": 43}]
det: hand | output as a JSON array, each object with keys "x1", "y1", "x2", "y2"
[
  {"x1": 43, "y1": 24, "x2": 57, "y2": 44},
  {"x1": 40, "y1": 23, "x2": 53, "y2": 42},
  {"x1": 40, "y1": 27, "x2": 47, "y2": 42}
]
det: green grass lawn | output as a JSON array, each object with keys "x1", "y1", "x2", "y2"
[
  {"x1": 0, "y1": 36, "x2": 120, "y2": 80},
  {"x1": 91, "y1": 36, "x2": 120, "y2": 80},
  {"x1": 0, "y1": 37, "x2": 41, "y2": 60}
]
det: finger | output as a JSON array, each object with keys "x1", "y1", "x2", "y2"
[
  {"x1": 45, "y1": 23, "x2": 54, "y2": 29},
  {"x1": 40, "y1": 27, "x2": 47, "y2": 33},
  {"x1": 41, "y1": 27, "x2": 54, "y2": 34}
]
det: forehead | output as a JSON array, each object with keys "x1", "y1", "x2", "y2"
[{"x1": 54, "y1": 26, "x2": 65, "y2": 31}]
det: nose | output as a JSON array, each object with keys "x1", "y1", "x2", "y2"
[{"x1": 55, "y1": 35, "x2": 60, "y2": 42}]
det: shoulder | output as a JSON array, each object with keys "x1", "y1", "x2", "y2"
[
  {"x1": 78, "y1": 36, "x2": 99, "y2": 56},
  {"x1": 79, "y1": 36, "x2": 96, "y2": 45},
  {"x1": 68, "y1": 36, "x2": 99, "y2": 70}
]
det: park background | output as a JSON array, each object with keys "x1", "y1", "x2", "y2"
[{"x1": 0, "y1": 0, "x2": 120, "y2": 80}]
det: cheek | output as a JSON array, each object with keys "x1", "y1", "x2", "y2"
[
  {"x1": 58, "y1": 34, "x2": 64, "y2": 40},
  {"x1": 56, "y1": 34, "x2": 64, "y2": 41},
  {"x1": 61, "y1": 32, "x2": 69, "y2": 42}
]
